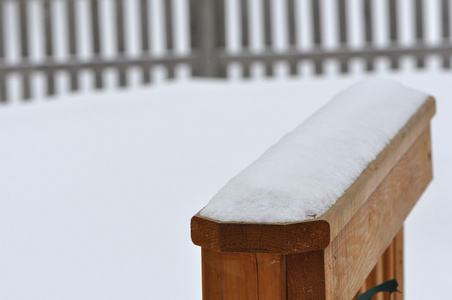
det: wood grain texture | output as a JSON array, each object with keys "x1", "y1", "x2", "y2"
[
  {"x1": 201, "y1": 249, "x2": 286, "y2": 300},
  {"x1": 202, "y1": 248, "x2": 223, "y2": 299},
  {"x1": 353, "y1": 231, "x2": 403, "y2": 300},
  {"x1": 287, "y1": 250, "x2": 326, "y2": 299},
  {"x1": 324, "y1": 126, "x2": 432, "y2": 299},
  {"x1": 192, "y1": 217, "x2": 330, "y2": 253},
  {"x1": 255, "y1": 253, "x2": 286, "y2": 299},
  {"x1": 221, "y1": 252, "x2": 258, "y2": 300},
  {"x1": 191, "y1": 98, "x2": 435, "y2": 254},
  {"x1": 393, "y1": 228, "x2": 404, "y2": 300}
]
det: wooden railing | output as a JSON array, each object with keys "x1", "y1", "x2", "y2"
[
  {"x1": 191, "y1": 95, "x2": 435, "y2": 299},
  {"x1": 1, "y1": 0, "x2": 452, "y2": 102}
]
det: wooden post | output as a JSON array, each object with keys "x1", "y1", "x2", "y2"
[{"x1": 192, "y1": 97, "x2": 434, "y2": 299}]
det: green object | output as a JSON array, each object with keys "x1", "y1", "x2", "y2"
[{"x1": 357, "y1": 279, "x2": 401, "y2": 300}]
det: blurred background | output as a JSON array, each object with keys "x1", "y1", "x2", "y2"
[{"x1": 0, "y1": 0, "x2": 451, "y2": 299}]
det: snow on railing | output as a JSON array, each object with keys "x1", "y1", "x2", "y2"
[{"x1": 191, "y1": 79, "x2": 435, "y2": 299}]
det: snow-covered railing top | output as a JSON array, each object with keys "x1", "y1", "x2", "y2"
[{"x1": 191, "y1": 79, "x2": 435, "y2": 254}]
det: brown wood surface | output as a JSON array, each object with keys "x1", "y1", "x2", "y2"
[
  {"x1": 201, "y1": 248, "x2": 286, "y2": 300},
  {"x1": 200, "y1": 126, "x2": 430, "y2": 299},
  {"x1": 191, "y1": 97, "x2": 435, "y2": 254},
  {"x1": 202, "y1": 248, "x2": 223, "y2": 299},
  {"x1": 324, "y1": 126, "x2": 432, "y2": 299},
  {"x1": 352, "y1": 229, "x2": 401, "y2": 300},
  {"x1": 393, "y1": 228, "x2": 404, "y2": 300},
  {"x1": 286, "y1": 250, "x2": 326, "y2": 299}
]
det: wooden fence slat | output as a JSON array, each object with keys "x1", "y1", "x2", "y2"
[
  {"x1": 197, "y1": 0, "x2": 218, "y2": 77},
  {"x1": 363, "y1": 0, "x2": 374, "y2": 71},
  {"x1": 263, "y1": 0, "x2": 273, "y2": 76},
  {"x1": 240, "y1": 0, "x2": 251, "y2": 77},
  {"x1": 43, "y1": 0, "x2": 55, "y2": 96},
  {"x1": 442, "y1": 0, "x2": 451, "y2": 68},
  {"x1": 0, "y1": 0, "x2": 6, "y2": 102},
  {"x1": 287, "y1": 251, "x2": 326, "y2": 299},
  {"x1": 415, "y1": 0, "x2": 425, "y2": 68},
  {"x1": 256, "y1": 253, "x2": 287, "y2": 299},
  {"x1": 0, "y1": 0, "x2": 3, "y2": 61},
  {"x1": 215, "y1": 0, "x2": 226, "y2": 77},
  {"x1": 201, "y1": 249, "x2": 287, "y2": 300},
  {"x1": 115, "y1": 0, "x2": 127, "y2": 86},
  {"x1": 0, "y1": 73, "x2": 5, "y2": 103},
  {"x1": 388, "y1": 0, "x2": 399, "y2": 69},
  {"x1": 201, "y1": 248, "x2": 223, "y2": 299},
  {"x1": 19, "y1": 0, "x2": 31, "y2": 100},
  {"x1": 189, "y1": 0, "x2": 201, "y2": 76},
  {"x1": 221, "y1": 253, "x2": 259, "y2": 300},
  {"x1": 67, "y1": 0, "x2": 79, "y2": 91},
  {"x1": 140, "y1": 0, "x2": 151, "y2": 83},
  {"x1": 393, "y1": 227, "x2": 404, "y2": 300},
  {"x1": 311, "y1": 0, "x2": 323, "y2": 74},
  {"x1": 383, "y1": 242, "x2": 395, "y2": 300},
  {"x1": 91, "y1": 0, "x2": 103, "y2": 88},
  {"x1": 337, "y1": 0, "x2": 349, "y2": 73},
  {"x1": 287, "y1": 0, "x2": 298, "y2": 75},
  {"x1": 164, "y1": 0, "x2": 175, "y2": 79}
]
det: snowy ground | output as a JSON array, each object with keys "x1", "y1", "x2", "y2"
[{"x1": 0, "y1": 60, "x2": 451, "y2": 299}]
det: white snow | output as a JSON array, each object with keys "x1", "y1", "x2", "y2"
[
  {"x1": 1, "y1": 68, "x2": 451, "y2": 300},
  {"x1": 200, "y1": 79, "x2": 429, "y2": 223}
]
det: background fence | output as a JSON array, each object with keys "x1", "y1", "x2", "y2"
[{"x1": 1, "y1": 0, "x2": 452, "y2": 102}]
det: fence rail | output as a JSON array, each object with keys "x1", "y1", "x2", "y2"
[
  {"x1": 1, "y1": 0, "x2": 452, "y2": 102},
  {"x1": 191, "y1": 92, "x2": 435, "y2": 299}
]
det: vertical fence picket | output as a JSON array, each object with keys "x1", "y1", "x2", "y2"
[
  {"x1": 287, "y1": 0, "x2": 298, "y2": 75},
  {"x1": 67, "y1": 0, "x2": 78, "y2": 91},
  {"x1": 263, "y1": 0, "x2": 273, "y2": 76},
  {"x1": 140, "y1": 0, "x2": 152, "y2": 83},
  {"x1": 337, "y1": 0, "x2": 348, "y2": 73},
  {"x1": 311, "y1": 0, "x2": 323, "y2": 74},
  {"x1": 0, "y1": 0, "x2": 6, "y2": 102},
  {"x1": 442, "y1": 0, "x2": 451, "y2": 68},
  {"x1": 215, "y1": 0, "x2": 227, "y2": 77},
  {"x1": 388, "y1": 0, "x2": 399, "y2": 69},
  {"x1": 19, "y1": 0, "x2": 31, "y2": 100},
  {"x1": 363, "y1": 0, "x2": 374, "y2": 71},
  {"x1": 43, "y1": 0, "x2": 55, "y2": 96},
  {"x1": 164, "y1": 0, "x2": 175, "y2": 78},
  {"x1": 115, "y1": 0, "x2": 127, "y2": 86},
  {"x1": 192, "y1": 0, "x2": 219, "y2": 77},
  {"x1": 189, "y1": 0, "x2": 201, "y2": 75},
  {"x1": 415, "y1": 0, "x2": 425, "y2": 68},
  {"x1": 240, "y1": 0, "x2": 251, "y2": 77},
  {"x1": 91, "y1": 0, "x2": 103, "y2": 88}
]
